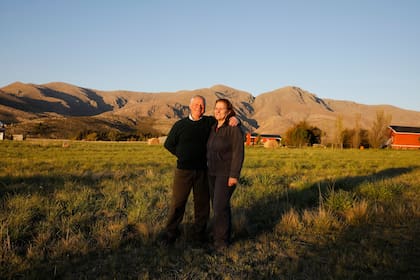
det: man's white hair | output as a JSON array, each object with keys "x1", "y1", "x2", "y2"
[{"x1": 190, "y1": 95, "x2": 206, "y2": 106}]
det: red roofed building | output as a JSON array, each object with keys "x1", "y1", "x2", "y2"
[
  {"x1": 245, "y1": 133, "x2": 282, "y2": 146},
  {"x1": 388, "y1": 125, "x2": 420, "y2": 149}
]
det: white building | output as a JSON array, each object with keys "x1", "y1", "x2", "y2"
[{"x1": 0, "y1": 121, "x2": 4, "y2": 140}]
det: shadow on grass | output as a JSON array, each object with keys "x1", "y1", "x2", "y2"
[
  {"x1": 0, "y1": 174, "x2": 103, "y2": 197},
  {"x1": 230, "y1": 166, "x2": 420, "y2": 278},
  {"x1": 10, "y1": 166, "x2": 419, "y2": 279},
  {"x1": 305, "y1": 212, "x2": 420, "y2": 279},
  {"x1": 0, "y1": 167, "x2": 148, "y2": 197},
  {"x1": 234, "y1": 166, "x2": 417, "y2": 239}
]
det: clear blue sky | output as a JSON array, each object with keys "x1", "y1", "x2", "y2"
[{"x1": 1, "y1": 0, "x2": 419, "y2": 111}]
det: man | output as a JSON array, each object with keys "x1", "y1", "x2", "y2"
[{"x1": 161, "y1": 95, "x2": 238, "y2": 245}]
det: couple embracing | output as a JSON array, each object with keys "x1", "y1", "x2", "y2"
[{"x1": 161, "y1": 95, "x2": 244, "y2": 251}]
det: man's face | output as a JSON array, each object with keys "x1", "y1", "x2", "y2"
[{"x1": 189, "y1": 97, "x2": 205, "y2": 120}]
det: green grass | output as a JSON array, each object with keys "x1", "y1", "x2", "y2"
[{"x1": 1, "y1": 140, "x2": 419, "y2": 279}]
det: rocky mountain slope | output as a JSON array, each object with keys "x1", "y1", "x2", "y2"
[{"x1": 1, "y1": 81, "x2": 419, "y2": 141}]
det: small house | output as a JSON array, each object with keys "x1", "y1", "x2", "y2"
[
  {"x1": 388, "y1": 125, "x2": 420, "y2": 149},
  {"x1": 13, "y1": 134, "x2": 24, "y2": 141},
  {"x1": 0, "y1": 121, "x2": 4, "y2": 140},
  {"x1": 246, "y1": 133, "x2": 282, "y2": 146}
]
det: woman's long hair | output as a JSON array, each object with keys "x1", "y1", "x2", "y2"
[{"x1": 215, "y1": 98, "x2": 236, "y2": 125}]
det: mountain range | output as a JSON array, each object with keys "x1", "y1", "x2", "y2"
[{"x1": 1, "y1": 81, "x2": 419, "y2": 142}]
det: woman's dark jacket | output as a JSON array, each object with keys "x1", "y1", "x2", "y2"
[{"x1": 206, "y1": 123, "x2": 244, "y2": 178}]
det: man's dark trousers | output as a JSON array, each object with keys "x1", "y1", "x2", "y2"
[{"x1": 165, "y1": 168, "x2": 210, "y2": 240}]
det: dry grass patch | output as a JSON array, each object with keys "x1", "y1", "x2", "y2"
[
  {"x1": 344, "y1": 199, "x2": 370, "y2": 225},
  {"x1": 302, "y1": 208, "x2": 341, "y2": 233},
  {"x1": 275, "y1": 208, "x2": 302, "y2": 235}
]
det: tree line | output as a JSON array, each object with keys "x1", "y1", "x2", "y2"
[
  {"x1": 283, "y1": 110, "x2": 392, "y2": 149},
  {"x1": 5, "y1": 110, "x2": 393, "y2": 148}
]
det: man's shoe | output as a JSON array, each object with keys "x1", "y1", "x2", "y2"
[
  {"x1": 158, "y1": 232, "x2": 177, "y2": 247},
  {"x1": 194, "y1": 233, "x2": 208, "y2": 243},
  {"x1": 213, "y1": 240, "x2": 229, "y2": 252}
]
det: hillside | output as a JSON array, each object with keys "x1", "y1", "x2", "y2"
[
  {"x1": 1, "y1": 81, "x2": 419, "y2": 142},
  {"x1": 252, "y1": 87, "x2": 420, "y2": 140}
]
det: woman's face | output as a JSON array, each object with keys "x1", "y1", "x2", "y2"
[{"x1": 214, "y1": 101, "x2": 229, "y2": 122}]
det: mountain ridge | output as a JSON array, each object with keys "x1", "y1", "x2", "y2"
[{"x1": 1, "y1": 81, "x2": 419, "y2": 142}]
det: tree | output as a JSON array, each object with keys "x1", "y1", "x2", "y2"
[
  {"x1": 342, "y1": 129, "x2": 355, "y2": 148},
  {"x1": 309, "y1": 126, "x2": 322, "y2": 145},
  {"x1": 285, "y1": 121, "x2": 322, "y2": 147},
  {"x1": 360, "y1": 129, "x2": 370, "y2": 148},
  {"x1": 352, "y1": 113, "x2": 361, "y2": 148},
  {"x1": 334, "y1": 115, "x2": 344, "y2": 149},
  {"x1": 369, "y1": 110, "x2": 392, "y2": 148},
  {"x1": 342, "y1": 128, "x2": 370, "y2": 149},
  {"x1": 85, "y1": 132, "x2": 98, "y2": 141}
]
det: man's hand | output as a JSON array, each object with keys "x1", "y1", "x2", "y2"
[{"x1": 228, "y1": 116, "x2": 240, "y2": 126}]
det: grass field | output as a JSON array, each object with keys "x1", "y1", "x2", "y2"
[{"x1": 1, "y1": 140, "x2": 419, "y2": 279}]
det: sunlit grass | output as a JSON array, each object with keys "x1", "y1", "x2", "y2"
[{"x1": 0, "y1": 141, "x2": 419, "y2": 279}]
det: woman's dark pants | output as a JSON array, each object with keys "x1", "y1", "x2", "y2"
[{"x1": 208, "y1": 175, "x2": 236, "y2": 246}]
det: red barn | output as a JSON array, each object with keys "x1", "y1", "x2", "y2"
[{"x1": 388, "y1": 125, "x2": 420, "y2": 149}]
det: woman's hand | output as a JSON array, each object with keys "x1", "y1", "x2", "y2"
[{"x1": 228, "y1": 177, "x2": 238, "y2": 187}]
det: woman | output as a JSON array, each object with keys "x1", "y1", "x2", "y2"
[{"x1": 207, "y1": 98, "x2": 244, "y2": 250}]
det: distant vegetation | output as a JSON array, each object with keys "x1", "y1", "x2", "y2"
[
  {"x1": 281, "y1": 110, "x2": 391, "y2": 148},
  {"x1": 1, "y1": 141, "x2": 419, "y2": 278},
  {"x1": 284, "y1": 121, "x2": 322, "y2": 147},
  {"x1": 4, "y1": 116, "x2": 164, "y2": 141},
  {"x1": 4, "y1": 109, "x2": 393, "y2": 149}
]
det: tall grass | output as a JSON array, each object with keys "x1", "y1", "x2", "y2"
[{"x1": 1, "y1": 141, "x2": 419, "y2": 279}]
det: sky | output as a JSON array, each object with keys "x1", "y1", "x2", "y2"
[{"x1": 1, "y1": 0, "x2": 419, "y2": 111}]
